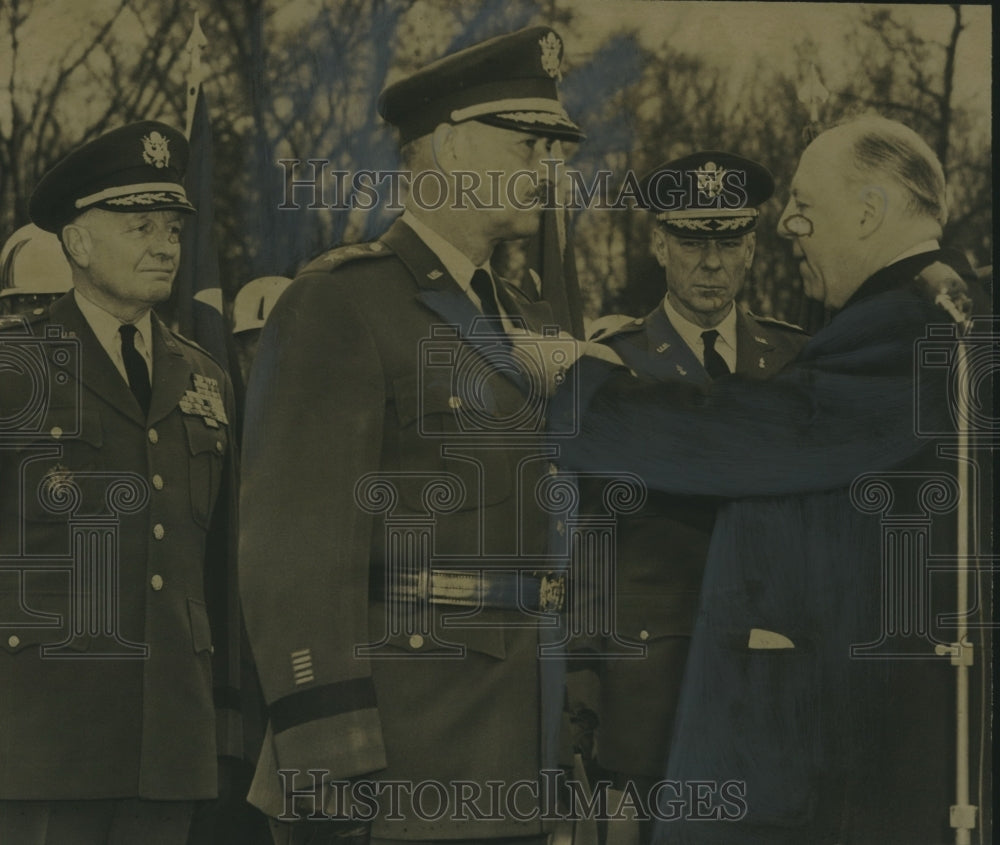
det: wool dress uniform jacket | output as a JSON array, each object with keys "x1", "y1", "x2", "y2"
[
  {"x1": 554, "y1": 250, "x2": 983, "y2": 844},
  {"x1": 0, "y1": 292, "x2": 241, "y2": 800},
  {"x1": 583, "y1": 305, "x2": 806, "y2": 779},
  {"x1": 240, "y1": 219, "x2": 562, "y2": 840}
]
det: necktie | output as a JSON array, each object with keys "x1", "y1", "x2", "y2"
[
  {"x1": 470, "y1": 268, "x2": 504, "y2": 329},
  {"x1": 701, "y1": 329, "x2": 731, "y2": 379},
  {"x1": 119, "y1": 323, "x2": 152, "y2": 415}
]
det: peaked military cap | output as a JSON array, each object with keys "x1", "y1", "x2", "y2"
[
  {"x1": 640, "y1": 151, "x2": 774, "y2": 238},
  {"x1": 29, "y1": 121, "x2": 196, "y2": 233},
  {"x1": 378, "y1": 26, "x2": 584, "y2": 144}
]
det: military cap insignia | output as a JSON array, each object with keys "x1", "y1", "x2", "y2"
[
  {"x1": 179, "y1": 373, "x2": 228, "y2": 428},
  {"x1": 675, "y1": 364, "x2": 687, "y2": 376},
  {"x1": 696, "y1": 162, "x2": 726, "y2": 199},
  {"x1": 141, "y1": 131, "x2": 171, "y2": 169},
  {"x1": 539, "y1": 31, "x2": 563, "y2": 80}
]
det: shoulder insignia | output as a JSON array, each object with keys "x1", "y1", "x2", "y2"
[
  {"x1": 165, "y1": 327, "x2": 228, "y2": 374},
  {"x1": 299, "y1": 240, "x2": 394, "y2": 276},
  {"x1": 749, "y1": 313, "x2": 809, "y2": 334},
  {"x1": 586, "y1": 314, "x2": 642, "y2": 341}
]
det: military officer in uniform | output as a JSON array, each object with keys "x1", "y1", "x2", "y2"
[
  {"x1": 0, "y1": 122, "x2": 243, "y2": 845},
  {"x1": 577, "y1": 152, "x2": 807, "y2": 845},
  {"x1": 0, "y1": 224, "x2": 73, "y2": 316},
  {"x1": 240, "y1": 27, "x2": 586, "y2": 845}
]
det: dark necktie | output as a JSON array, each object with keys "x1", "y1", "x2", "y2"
[
  {"x1": 701, "y1": 329, "x2": 731, "y2": 379},
  {"x1": 119, "y1": 323, "x2": 151, "y2": 415},
  {"x1": 470, "y1": 268, "x2": 503, "y2": 326}
]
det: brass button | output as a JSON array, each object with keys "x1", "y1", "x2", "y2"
[
  {"x1": 151, "y1": 474, "x2": 164, "y2": 490},
  {"x1": 556, "y1": 520, "x2": 565, "y2": 535},
  {"x1": 50, "y1": 426, "x2": 63, "y2": 439},
  {"x1": 448, "y1": 396, "x2": 462, "y2": 410},
  {"x1": 639, "y1": 629, "x2": 650, "y2": 641},
  {"x1": 408, "y1": 634, "x2": 425, "y2": 649},
  {"x1": 215, "y1": 441, "x2": 224, "y2": 454},
  {"x1": 8, "y1": 635, "x2": 20, "y2": 648},
  {"x1": 153, "y1": 523, "x2": 165, "y2": 540},
  {"x1": 147, "y1": 428, "x2": 159, "y2": 444},
  {"x1": 151, "y1": 574, "x2": 164, "y2": 591}
]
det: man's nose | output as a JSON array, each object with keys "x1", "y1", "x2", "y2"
[
  {"x1": 776, "y1": 200, "x2": 796, "y2": 240},
  {"x1": 701, "y1": 240, "x2": 723, "y2": 268}
]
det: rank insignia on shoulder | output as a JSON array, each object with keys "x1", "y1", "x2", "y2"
[
  {"x1": 656, "y1": 342, "x2": 670, "y2": 353},
  {"x1": 179, "y1": 373, "x2": 228, "y2": 428}
]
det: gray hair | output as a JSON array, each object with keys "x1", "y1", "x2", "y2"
[{"x1": 837, "y1": 115, "x2": 948, "y2": 226}]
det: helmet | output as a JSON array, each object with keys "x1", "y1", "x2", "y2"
[
  {"x1": 0, "y1": 224, "x2": 73, "y2": 298},
  {"x1": 232, "y1": 276, "x2": 293, "y2": 335}
]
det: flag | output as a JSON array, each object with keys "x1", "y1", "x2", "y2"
[
  {"x1": 172, "y1": 32, "x2": 246, "y2": 427},
  {"x1": 527, "y1": 203, "x2": 586, "y2": 340}
]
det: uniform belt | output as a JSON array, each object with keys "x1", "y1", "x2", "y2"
[{"x1": 372, "y1": 568, "x2": 566, "y2": 613}]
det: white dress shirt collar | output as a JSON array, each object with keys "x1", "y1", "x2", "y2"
[
  {"x1": 74, "y1": 289, "x2": 154, "y2": 382},
  {"x1": 663, "y1": 294, "x2": 738, "y2": 373}
]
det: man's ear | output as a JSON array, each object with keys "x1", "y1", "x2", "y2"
[
  {"x1": 858, "y1": 185, "x2": 888, "y2": 238},
  {"x1": 651, "y1": 227, "x2": 669, "y2": 269},
  {"x1": 430, "y1": 123, "x2": 459, "y2": 175},
  {"x1": 61, "y1": 223, "x2": 91, "y2": 269},
  {"x1": 744, "y1": 232, "x2": 757, "y2": 269}
]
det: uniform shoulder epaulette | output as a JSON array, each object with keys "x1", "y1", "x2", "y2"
[
  {"x1": 749, "y1": 313, "x2": 809, "y2": 334},
  {"x1": 586, "y1": 313, "x2": 643, "y2": 341},
  {"x1": 298, "y1": 240, "x2": 394, "y2": 277},
  {"x1": 164, "y1": 326, "x2": 226, "y2": 371}
]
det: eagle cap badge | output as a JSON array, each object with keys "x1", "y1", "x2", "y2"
[
  {"x1": 141, "y1": 131, "x2": 171, "y2": 169},
  {"x1": 539, "y1": 31, "x2": 563, "y2": 80},
  {"x1": 696, "y1": 162, "x2": 726, "y2": 199}
]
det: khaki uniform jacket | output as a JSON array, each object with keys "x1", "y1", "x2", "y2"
[
  {"x1": 240, "y1": 220, "x2": 563, "y2": 839},
  {"x1": 0, "y1": 292, "x2": 240, "y2": 800}
]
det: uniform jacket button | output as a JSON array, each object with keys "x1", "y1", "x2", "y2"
[
  {"x1": 215, "y1": 440, "x2": 224, "y2": 454},
  {"x1": 147, "y1": 428, "x2": 159, "y2": 444},
  {"x1": 150, "y1": 574, "x2": 164, "y2": 591},
  {"x1": 8, "y1": 635, "x2": 20, "y2": 648},
  {"x1": 151, "y1": 474, "x2": 164, "y2": 490},
  {"x1": 639, "y1": 629, "x2": 650, "y2": 641},
  {"x1": 153, "y1": 523, "x2": 165, "y2": 540},
  {"x1": 408, "y1": 634, "x2": 425, "y2": 649}
]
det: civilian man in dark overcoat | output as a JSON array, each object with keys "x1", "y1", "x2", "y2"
[
  {"x1": 552, "y1": 115, "x2": 989, "y2": 844},
  {"x1": 0, "y1": 122, "x2": 244, "y2": 844}
]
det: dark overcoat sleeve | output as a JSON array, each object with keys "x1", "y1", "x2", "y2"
[
  {"x1": 553, "y1": 288, "x2": 951, "y2": 498},
  {"x1": 239, "y1": 273, "x2": 389, "y2": 781}
]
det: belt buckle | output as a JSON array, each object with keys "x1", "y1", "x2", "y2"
[{"x1": 537, "y1": 573, "x2": 566, "y2": 612}]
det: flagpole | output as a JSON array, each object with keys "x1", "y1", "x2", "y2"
[{"x1": 184, "y1": 12, "x2": 208, "y2": 139}]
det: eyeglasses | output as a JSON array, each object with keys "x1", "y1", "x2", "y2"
[{"x1": 779, "y1": 213, "x2": 813, "y2": 238}]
